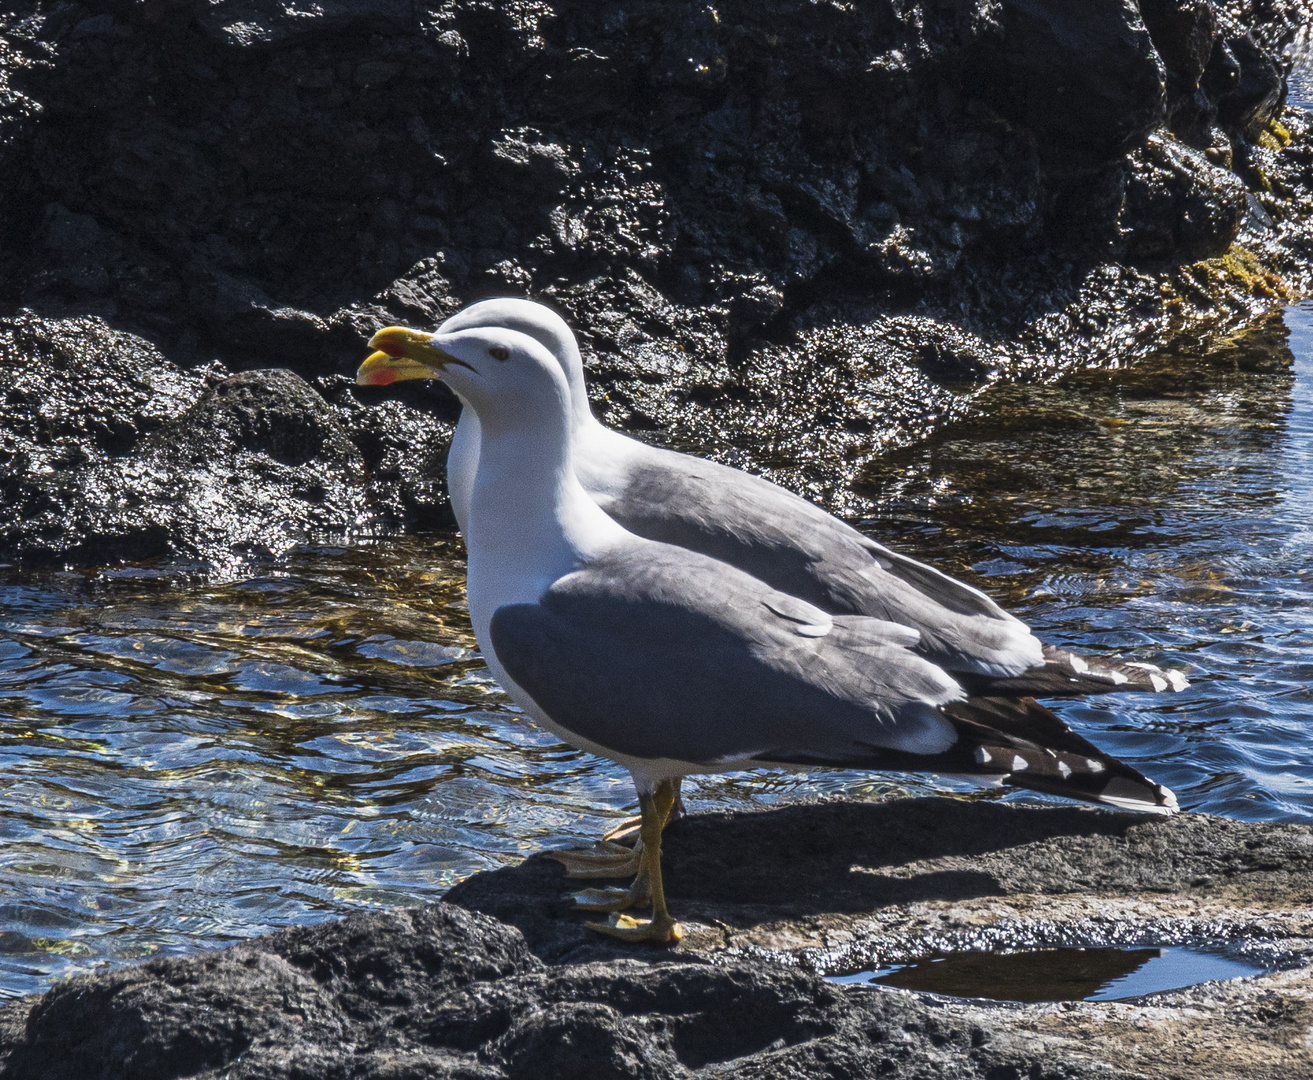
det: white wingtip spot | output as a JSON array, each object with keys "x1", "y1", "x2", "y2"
[
  {"x1": 1098, "y1": 778, "x2": 1179, "y2": 815},
  {"x1": 1068, "y1": 654, "x2": 1089, "y2": 673},
  {"x1": 975, "y1": 747, "x2": 993, "y2": 765},
  {"x1": 1149, "y1": 673, "x2": 1168, "y2": 692},
  {"x1": 1110, "y1": 670, "x2": 1128, "y2": 685},
  {"x1": 1166, "y1": 670, "x2": 1189, "y2": 692},
  {"x1": 1011, "y1": 754, "x2": 1028, "y2": 771},
  {"x1": 1058, "y1": 760, "x2": 1072, "y2": 778},
  {"x1": 1085, "y1": 758, "x2": 1105, "y2": 773}
]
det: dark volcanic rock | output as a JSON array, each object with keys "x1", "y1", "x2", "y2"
[
  {"x1": 0, "y1": 312, "x2": 208, "y2": 562},
  {"x1": 0, "y1": 0, "x2": 1307, "y2": 557},
  {"x1": 0, "y1": 934, "x2": 1006, "y2": 1080},
  {"x1": 0, "y1": 312, "x2": 382, "y2": 564},
  {"x1": 444, "y1": 797, "x2": 1313, "y2": 967},
  {"x1": 1218, "y1": 33, "x2": 1287, "y2": 139},
  {"x1": 321, "y1": 372, "x2": 460, "y2": 533},
  {"x1": 1, "y1": 904, "x2": 536, "y2": 1080},
  {"x1": 2, "y1": 798, "x2": 1312, "y2": 1079},
  {"x1": 1122, "y1": 130, "x2": 1249, "y2": 260},
  {"x1": 981, "y1": 0, "x2": 1167, "y2": 170}
]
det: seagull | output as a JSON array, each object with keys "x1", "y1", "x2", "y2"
[
  {"x1": 358, "y1": 323, "x2": 1181, "y2": 944},
  {"x1": 364, "y1": 297, "x2": 1186, "y2": 850},
  {"x1": 372, "y1": 299, "x2": 1188, "y2": 697}
]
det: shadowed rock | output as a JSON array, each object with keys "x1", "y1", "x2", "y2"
[
  {"x1": 1, "y1": 797, "x2": 1310, "y2": 1079},
  {"x1": 445, "y1": 797, "x2": 1313, "y2": 965},
  {"x1": 0, "y1": 0, "x2": 1309, "y2": 539}
]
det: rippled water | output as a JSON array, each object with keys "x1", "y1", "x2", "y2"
[{"x1": 0, "y1": 302, "x2": 1311, "y2": 997}]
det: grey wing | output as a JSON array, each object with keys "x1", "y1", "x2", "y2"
[
  {"x1": 488, "y1": 543, "x2": 963, "y2": 768},
  {"x1": 490, "y1": 541, "x2": 1178, "y2": 814},
  {"x1": 588, "y1": 444, "x2": 1043, "y2": 678}
]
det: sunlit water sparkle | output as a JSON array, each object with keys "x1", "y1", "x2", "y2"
[{"x1": 0, "y1": 302, "x2": 1310, "y2": 997}]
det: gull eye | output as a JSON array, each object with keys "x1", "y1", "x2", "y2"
[{"x1": 489, "y1": 345, "x2": 510, "y2": 361}]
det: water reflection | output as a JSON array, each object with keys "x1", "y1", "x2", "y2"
[
  {"x1": 831, "y1": 945, "x2": 1266, "y2": 1002},
  {"x1": 859, "y1": 307, "x2": 1313, "y2": 821},
  {"x1": 0, "y1": 305, "x2": 1311, "y2": 996}
]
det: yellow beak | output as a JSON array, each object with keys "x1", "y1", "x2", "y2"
[{"x1": 356, "y1": 327, "x2": 453, "y2": 387}]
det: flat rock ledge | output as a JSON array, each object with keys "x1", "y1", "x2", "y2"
[{"x1": 2, "y1": 798, "x2": 1312, "y2": 1080}]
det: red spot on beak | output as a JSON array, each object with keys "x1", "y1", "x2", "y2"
[{"x1": 363, "y1": 368, "x2": 398, "y2": 386}]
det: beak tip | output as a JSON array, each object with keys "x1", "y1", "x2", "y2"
[{"x1": 368, "y1": 326, "x2": 423, "y2": 358}]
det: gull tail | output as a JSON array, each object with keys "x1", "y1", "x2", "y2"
[
  {"x1": 958, "y1": 645, "x2": 1190, "y2": 699},
  {"x1": 942, "y1": 696, "x2": 1178, "y2": 815}
]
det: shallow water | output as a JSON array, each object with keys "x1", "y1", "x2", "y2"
[
  {"x1": 0, "y1": 302, "x2": 1311, "y2": 997},
  {"x1": 830, "y1": 945, "x2": 1266, "y2": 1002}
]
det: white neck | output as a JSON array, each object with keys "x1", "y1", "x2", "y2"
[
  {"x1": 449, "y1": 384, "x2": 622, "y2": 536},
  {"x1": 568, "y1": 376, "x2": 601, "y2": 435},
  {"x1": 447, "y1": 407, "x2": 479, "y2": 534},
  {"x1": 462, "y1": 402, "x2": 625, "y2": 640}
]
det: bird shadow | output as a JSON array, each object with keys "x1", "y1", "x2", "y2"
[
  {"x1": 660, "y1": 796, "x2": 1134, "y2": 913},
  {"x1": 444, "y1": 796, "x2": 1149, "y2": 963}
]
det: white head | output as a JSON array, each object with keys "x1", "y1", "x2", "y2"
[
  {"x1": 359, "y1": 324, "x2": 574, "y2": 443},
  {"x1": 359, "y1": 323, "x2": 624, "y2": 561},
  {"x1": 437, "y1": 298, "x2": 594, "y2": 430}
]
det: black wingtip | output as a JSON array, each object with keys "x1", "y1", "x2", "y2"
[
  {"x1": 960, "y1": 646, "x2": 1190, "y2": 698},
  {"x1": 945, "y1": 697, "x2": 1178, "y2": 815}
]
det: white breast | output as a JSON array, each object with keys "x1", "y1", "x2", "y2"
[{"x1": 446, "y1": 409, "x2": 480, "y2": 534}]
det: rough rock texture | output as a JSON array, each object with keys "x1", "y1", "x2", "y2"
[
  {"x1": 0, "y1": 0, "x2": 1311, "y2": 564},
  {"x1": 0, "y1": 312, "x2": 388, "y2": 563},
  {"x1": 446, "y1": 797, "x2": 1313, "y2": 969},
  {"x1": 0, "y1": 311, "x2": 460, "y2": 563},
  {"x1": 1, "y1": 798, "x2": 1310, "y2": 1079}
]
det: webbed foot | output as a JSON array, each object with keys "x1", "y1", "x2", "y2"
[
  {"x1": 585, "y1": 911, "x2": 684, "y2": 944},
  {"x1": 544, "y1": 840, "x2": 642, "y2": 879}
]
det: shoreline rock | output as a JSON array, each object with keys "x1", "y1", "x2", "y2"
[
  {"x1": 0, "y1": 312, "x2": 457, "y2": 565},
  {"x1": 1, "y1": 2, "x2": 1312, "y2": 564},
  {"x1": 1, "y1": 796, "x2": 1310, "y2": 1079}
]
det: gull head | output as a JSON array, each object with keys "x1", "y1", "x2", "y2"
[
  {"x1": 359, "y1": 324, "x2": 572, "y2": 431},
  {"x1": 438, "y1": 298, "x2": 593, "y2": 427},
  {"x1": 439, "y1": 298, "x2": 579, "y2": 375}
]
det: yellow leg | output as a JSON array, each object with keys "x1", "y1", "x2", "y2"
[
  {"x1": 546, "y1": 777, "x2": 683, "y2": 887},
  {"x1": 570, "y1": 778, "x2": 684, "y2": 910},
  {"x1": 601, "y1": 777, "x2": 684, "y2": 844},
  {"x1": 584, "y1": 786, "x2": 683, "y2": 944},
  {"x1": 652, "y1": 777, "x2": 681, "y2": 829}
]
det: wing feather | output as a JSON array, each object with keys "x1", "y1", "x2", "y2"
[
  {"x1": 488, "y1": 543, "x2": 962, "y2": 766},
  {"x1": 489, "y1": 541, "x2": 1177, "y2": 814},
  {"x1": 590, "y1": 451, "x2": 1044, "y2": 678},
  {"x1": 590, "y1": 447, "x2": 1184, "y2": 691}
]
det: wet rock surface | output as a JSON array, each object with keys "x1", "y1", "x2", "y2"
[
  {"x1": 0, "y1": 0, "x2": 1311, "y2": 563},
  {"x1": 445, "y1": 798, "x2": 1313, "y2": 970},
  {"x1": 0, "y1": 311, "x2": 462, "y2": 564},
  {"x1": 0, "y1": 312, "x2": 388, "y2": 563},
  {"x1": 1, "y1": 797, "x2": 1310, "y2": 1079}
]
